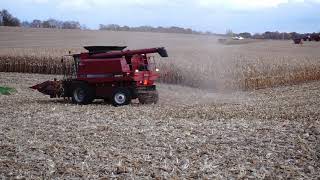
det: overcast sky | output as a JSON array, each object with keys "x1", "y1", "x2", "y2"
[{"x1": 1, "y1": 0, "x2": 320, "y2": 33}]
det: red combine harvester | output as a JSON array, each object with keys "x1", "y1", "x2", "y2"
[{"x1": 31, "y1": 46, "x2": 168, "y2": 106}]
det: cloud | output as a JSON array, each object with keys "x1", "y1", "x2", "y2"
[
  {"x1": 198, "y1": 0, "x2": 288, "y2": 9},
  {"x1": 196, "y1": 0, "x2": 320, "y2": 10},
  {"x1": 23, "y1": 0, "x2": 49, "y2": 4},
  {"x1": 57, "y1": 0, "x2": 289, "y2": 10},
  {"x1": 19, "y1": 0, "x2": 320, "y2": 11},
  {"x1": 56, "y1": 0, "x2": 176, "y2": 11}
]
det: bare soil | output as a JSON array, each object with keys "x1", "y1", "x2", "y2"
[{"x1": 0, "y1": 72, "x2": 319, "y2": 179}]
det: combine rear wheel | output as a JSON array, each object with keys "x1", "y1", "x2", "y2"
[
  {"x1": 112, "y1": 88, "x2": 132, "y2": 106},
  {"x1": 138, "y1": 90, "x2": 159, "y2": 104}
]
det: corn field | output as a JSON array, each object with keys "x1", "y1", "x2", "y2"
[
  {"x1": 1, "y1": 27, "x2": 320, "y2": 180},
  {"x1": 0, "y1": 55, "x2": 72, "y2": 75},
  {"x1": 244, "y1": 68, "x2": 320, "y2": 90},
  {"x1": 1, "y1": 27, "x2": 320, "y2": 91},
  {"x1": 1, "y1": 53, "x2": 320, "y2": 91},
  {"x1": 157, "y1": 59, "x2": 320, "y2": 91}
]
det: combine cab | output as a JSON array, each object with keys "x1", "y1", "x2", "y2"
[{"x1": 31, "y1": 46, "x2": 168, "y2": 106}]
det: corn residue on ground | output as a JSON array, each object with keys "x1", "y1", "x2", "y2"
[{"x1": 0, "y1": 73, "x2": 319, "y2": 179}]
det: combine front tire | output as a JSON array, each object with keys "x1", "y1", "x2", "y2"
[
  {"x1": 112, "y1": 88, "x2": 132, "y2": 106},
  {"x1": 71, "y1": 83, "x2": 94, "y2": 105},
  {"x1": 138, "y1": 90, "x2": 159, "y2": 104}
]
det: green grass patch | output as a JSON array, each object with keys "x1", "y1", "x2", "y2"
[{"x1": 0, "y1": 86, "x2": 17, "y2": 95}]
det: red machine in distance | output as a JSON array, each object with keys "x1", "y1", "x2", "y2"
[{"x1": 31, "y1": 46, "x2": 168, "y2": 106}]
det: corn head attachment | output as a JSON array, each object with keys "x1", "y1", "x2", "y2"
[{"x1": 30, "y1": 80, "x2": 63, "y2": 98}]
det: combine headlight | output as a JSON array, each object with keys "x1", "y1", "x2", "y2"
[
  {"x1": 156, "y1": 68, "x2": 160, "y2": 72},
  {"x1": 135, "y1": 69, "x2": 139, "y2": 73}
]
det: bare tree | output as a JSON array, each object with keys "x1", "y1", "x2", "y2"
[
  {"x1": 42, "y1": 19, "x2": 62, "y2": 28},
  {"x1": 0, "y1": 12, "x2": 3, "y2": 26},
  {"x1": 30, "y1": 19, "x2": 42, "y2": 28},
  {"x1": 0, "y1": 9, "x2": 20, "y2": 26},
  {"x1": 62, "y1": 21, "x2": 80, "y2": 29}
]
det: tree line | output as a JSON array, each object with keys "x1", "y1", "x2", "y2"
[
  {"x1": 0, "y1": 9, "x2": 83, "y2": 29},
  {"x1": 0, "y1": 9, "x2": 206, "y2": 34},
  {"x1": 22, "y1": 19, "x2": 82, "y2": 29},
  {"x1": 232, "y1": 31, "x2": 320, "y2": 41},
  {"x1": 99, "y1": 24, "x2": 207, "y2": 35},
  {"x1": 1, "y1": 9, "x2": 319, "y2": 40}
]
